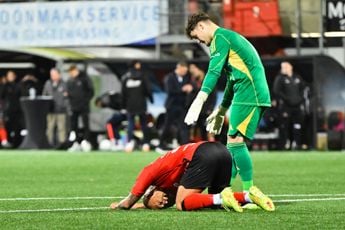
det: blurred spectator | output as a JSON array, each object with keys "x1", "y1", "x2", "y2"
[
  {"x1": 42, "y1": 68, "x2": 69, "y2": 148},
  {"x1": 121, "y1": 60, "x2": 153, "y2": 152},
  {"x1": 188, "y1": 63, "x2": 217, "y2": 141},
  {"x1": 95, "y1": 91, "x2": 126, "y2": 151},
  {"x1": 20, "y1": 74, "x2": 40, "y2": 97},
  {"x1": 1, "y1": 71, "x2": 24, "y2": 148},
  {"x1": 188, "y1": 0, "x2": 210, "y2": 15},
  {"x1": 66, "y1": 65, "x2": 94, "y2": 152},
  {"x1": 0, "y1": 75, "x2": 11, "y2": 148},
  {"x1": 273, "y1": 61, "x2": 306, "y2": 150},
  {"x1": 156, "y1": 61, "x2": 193, "y2": 152}
]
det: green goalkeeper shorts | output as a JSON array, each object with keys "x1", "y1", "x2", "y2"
[{"x1": 228, "y1": 105, "x2": 267, "y2": 140}]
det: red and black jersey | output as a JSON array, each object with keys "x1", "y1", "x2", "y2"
[{"x1": 131, "y1": 142, "x2": 205, "y2": 197}]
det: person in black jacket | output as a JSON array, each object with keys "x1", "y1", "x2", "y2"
[
  {"x1": 273, "y1": 61, "x2": 306, "y2": 150},
  {"x1": 1, "y1": 71, "x2": 23, "y2": 148},
  {"x1": 156, "y1": 61, "x2": 194, "y2": 152},
  {"x1": 66, "y1": 65, "x2": 94, "y2": 152},
  {"x1": 122, "y1": 60, "x2": 153, "y2": 152},
  {"x1": 0, "y1": 75, "x2": 11, "y2": 148}
]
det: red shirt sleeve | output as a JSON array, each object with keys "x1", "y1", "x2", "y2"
[{"x1": 130, "y1": 163, "x2": 157, "y2": 197}]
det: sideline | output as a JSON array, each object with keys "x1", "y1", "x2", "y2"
[
  {"x1": 0, "y1": 196, "x2": 125, "y2": 201},
  {"x1": 0, "y1": 207, "x2": 110, "y2": 213},
  {"x1": 1, "y1": 195, "x2": 345, "y2": 214},
  {"x1": 2, "y1": 193, "x2": 345, "y2": 201}
]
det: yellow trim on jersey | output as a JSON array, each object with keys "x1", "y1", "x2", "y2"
[
  {"x1": 228, "y1": 50, "x2": 253, "y2": 82},
  {"x1": 228, "y1": 50, "x2": 261, "y2": 105},
  {"x1": 237, "y1": 107, "x2": 256, "y2": 135}
]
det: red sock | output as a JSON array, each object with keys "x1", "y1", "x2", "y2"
[
  {"x1": 106, "y1": 123, "x2": 114, "y2": 140},
  {"x1": 0, "y1": 128, "x2": 8, "y2": 141},
  {"x1": 234, "y1": 192, "x2": 246, "y2": 204},
  {"x1": 182, "y1": 193, "x2": 214, "y2": 211}
]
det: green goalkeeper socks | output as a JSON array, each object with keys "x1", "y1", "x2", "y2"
[{"x1": 227, "y1": 142, "x2": 253, "y2": 191}]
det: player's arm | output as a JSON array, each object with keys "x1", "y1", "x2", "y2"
[
  {"x1": 110, "y1": 164, "x2": 156, "y2": 210},
  {"x1": 206, "y1": 77, "x2": 234, "y2": 135},
  {"x1": 110, "y1": 201, "x2": 146, "y2": 210},
  {"x1": 111, "y1": 193, "x2": 141, "y2": 210},
  {"x1": 185, "y1": 35, "x2": 231, "y2": 125},
  {"x1": 220, "y1": 78, "x2": 234, "y2": 109},
  {"x1": 201, "y1": 35, "x2": 231, "y2": 94}
]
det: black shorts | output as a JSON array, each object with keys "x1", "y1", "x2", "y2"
[{"x1": 179, "y1": 142, "x2": 232, "y2": 194}]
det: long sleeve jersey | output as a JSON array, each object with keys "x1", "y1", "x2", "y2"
[{"x1": 201, "y1": 27, "x2": 271, "y2": 108}]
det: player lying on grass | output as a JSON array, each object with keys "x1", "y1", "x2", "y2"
[{"x1": 110, "y1": 141, "x2": 270, "y2": 212}]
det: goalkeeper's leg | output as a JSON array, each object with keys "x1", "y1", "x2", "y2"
[
  {"x1": 227, "y1": 106, "x2": 262, "y2": 191},
  {"x1": 227, "y1": 140, "x2": 253, "y2": 191},
  {"x1": 226, "y1": 106, "x2": 275, "y2": 211}
]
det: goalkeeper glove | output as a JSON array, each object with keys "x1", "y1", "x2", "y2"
[
  {"x1": 184, "y1": 91, "x2": 208, "y2": 125},
  {"x1": 206, "y1": 106, "x2": 228, "y2": 135}
]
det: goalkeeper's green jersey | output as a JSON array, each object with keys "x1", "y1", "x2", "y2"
[{"x1": 201, "y1": 27, "x2": 271, "y2": 108}]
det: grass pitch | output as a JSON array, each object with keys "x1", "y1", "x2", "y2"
[{"x1": 0, "y1": 150, "x2": 345, "y2": 229}]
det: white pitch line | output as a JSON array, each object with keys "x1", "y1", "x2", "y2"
[
  {"x1": 0, "y1": 196, "x2": 126, "y2": 201},
  {"x1": 0, "y1": 207, "x2": 110, "y2": 214},
  {"x1": 1, "y1": 194, "x2": 345, "y2": 201},
  {"x1": 1, "y1": 197, "x2": 345, "y2": 214},
  {"x1": 274, "y1": 197, "x2": 345, "y2": 203},
  {"x1": 269, "y1": 194, "x2": 345, "y2": 197}
]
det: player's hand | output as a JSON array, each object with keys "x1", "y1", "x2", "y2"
[
  {"x1": 110, "y1": 202, "x2": 119, "y2": 209},
  {"x1": 184, "y1": 91, "x2": 208, "y2": 125},
  {"x1": 206, "y1": 106, "x2": 227, "y2": 135},
  {"x1": 147, "y1": 190, "x2": 169, "y2": 209}
]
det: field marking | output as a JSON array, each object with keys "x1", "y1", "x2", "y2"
[
  {"x1": 269, "y1": 193, "x2": 345, "y2": 197},
  {"x1": 0, "y1": 207, "x2": 110, "y2": 214},
  {"x1": 1, "y1": 194, "x2": 345, "y2": 201},
  {"x1": 0, "y1": 193, "x2": 345, "y2": 201},
  {"x1": 1, "y1": 196, "x2": 345, "y2": 214},
  {"x1": 0, "y1": 196, "x2": 125, "y2": 201},
  {"x1": 274, "y1": 197, "x2": 345, "y2": 203}
]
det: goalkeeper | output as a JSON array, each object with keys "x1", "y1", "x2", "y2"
[{"x1": 184, "y1": 12, "x2": 274, "y2": 211}]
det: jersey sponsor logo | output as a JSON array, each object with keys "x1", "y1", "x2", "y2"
[
  {"x1": 210, "y1": 52, "x2": 221, "y2": 59},
  {"x1": 126, "y1": 79, "x2": 142, "y2": 88}
]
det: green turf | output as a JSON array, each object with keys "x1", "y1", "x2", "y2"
[{"x1": 0, "y1": 150, "x2": 345, "y2": 229}]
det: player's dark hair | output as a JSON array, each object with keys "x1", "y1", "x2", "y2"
[
  {"x1": 185, "y1": 12, "x2": 210, "y2": 39},
  {"x1": 143, "y1": 186, "x2": 176, "y2": 209}
]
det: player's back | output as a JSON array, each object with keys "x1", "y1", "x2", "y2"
[
  {"x1": 216, "y1": 28, "x2": 263, "y2": 69},
  {"x1": 214, "y1": 28, "x2": 271, "y2": 106}
]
